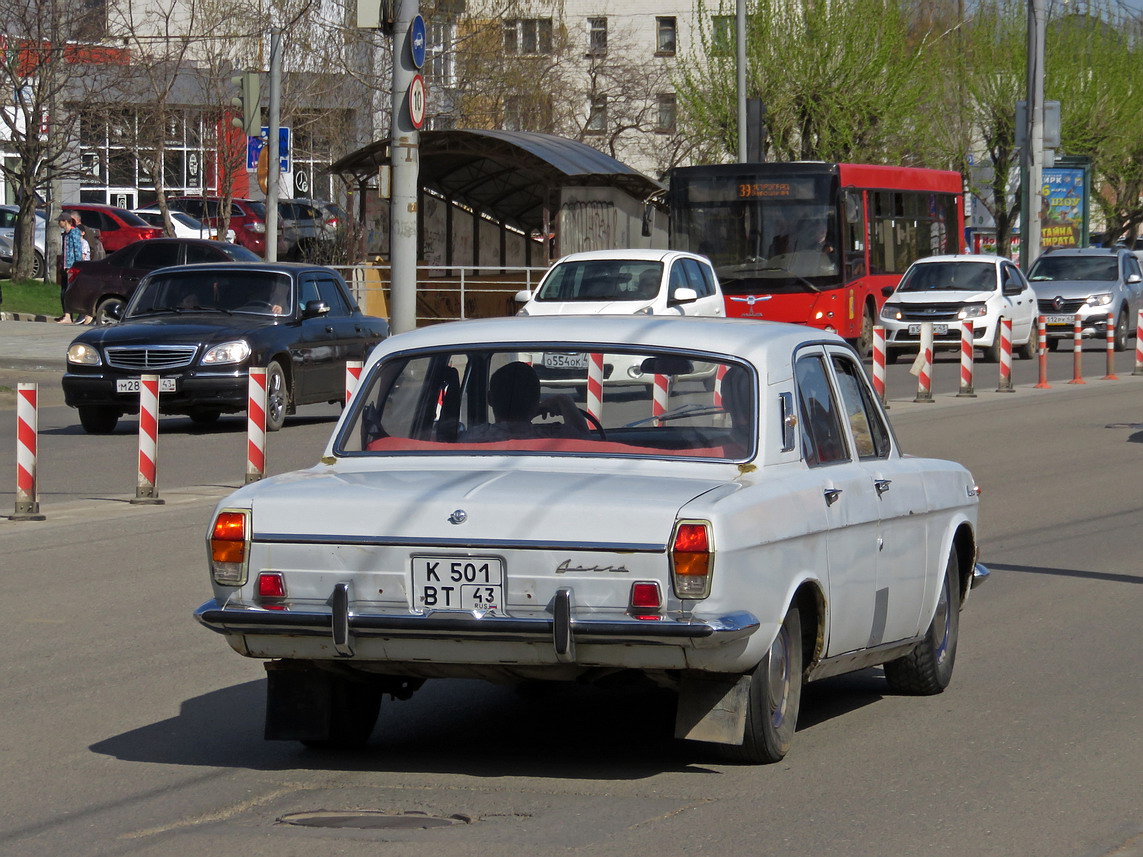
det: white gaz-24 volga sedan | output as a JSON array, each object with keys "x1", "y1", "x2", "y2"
[{"x1": 195, "y1": 315, "x2": 987, "y2": 763}]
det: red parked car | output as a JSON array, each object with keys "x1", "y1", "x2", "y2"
[
  {"x1": 166, "y1": 196, "x2": 280, "y2": 257},
  {"x1": 64, "y1": 203, "x2": 163, "y2": 253}
]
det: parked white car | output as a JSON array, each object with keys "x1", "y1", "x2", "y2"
[
  {"x1": 195, "y1": 315, "x2": 986, "y2": 763},
  {"x1": 879, "y1": 254, "x2": 1038, "y2": 362},
  {"x1": 133, "y1": 208, "x2": 237, "y2": 244}
]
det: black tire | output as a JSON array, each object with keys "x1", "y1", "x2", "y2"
[
  {"x1": 78, "y1": 405, "x2": 119, "y2": 434},
  {"x1": 188, "y1": 409, "x2": 221, "y2": 426},
  {"x1": 265, "y1": 360, "x2": 288, "y2": 432},
  {"x1": 1046, "y1": 337, "x2": 1060, "y2": 352},
  {"x1": 94, "y1": 297, "x2": 125, "y2": 327},
  {"x1": 1113, "y1": 310, "x2": 1129, "y2": 352},
  {"x1": 301, "y1": 678, "x2": 382, "y2": 750},
  {"x1": 849, "y1": 305, "x2": 875, "y2": 359},
  {"x1": 884, "y1": 551, "x2": 960, "y2": 695},
  {"x1": 982, "y1": 335, "x2": 1001, "y2": 363},
  {"x1": 1018, "y1": 322, "x2": 1037, "y2": 360},
  {"x1": 722, "y1": 606, "x2": 803, "y2": 764},
  {"x1": 885, "y1": 349, "x2": 901, "y2": 365},
  {"x1": 32, "y1": 250, "x2": 45, "y2": 280}
]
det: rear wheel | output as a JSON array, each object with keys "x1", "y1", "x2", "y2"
[
  {"x1": 884, "y1": 551, "x2": 960, "y2": 695},
  {"x1": 300, "y1": 678, "x2": 383, "y2": 750},
  {"x1": 78, "y1": 405, "x2": 119, "y2": 434},
  {"x1": 187, "y1": 409, "x2": 221, "y2": 426},
  {"x1": 722, "y1": 606, "x2": 803, "y2": 763},
  {"x1": 31, "y1": 249, "x2": 45, "y2": 280},
  {"x1": 849, "y1": 305, "x2": 875, "y2": 359}
]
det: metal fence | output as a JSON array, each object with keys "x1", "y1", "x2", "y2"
[{"x1": 332, "y1": 264, "x2": 550, "y2": 326}]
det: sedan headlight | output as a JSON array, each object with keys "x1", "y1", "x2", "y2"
[
  {"x1": 957, "y1": 303, "x2": 988, "y2": 319},
  {"x1": 248, "y1": 222, "x2": 266, "y2": 233},
  {"x1": 67, "y1": 342, "x2": 102, "y2": 366},
  {"x1": 880, "y1": 303, "x2": 903, "y2": 321},
  {"x1": 1086, "y1": 293, "x2": 1113, "y2": 307},
  {"x1": 202, "y1": 340, "x2": 251, "y2": 365}
]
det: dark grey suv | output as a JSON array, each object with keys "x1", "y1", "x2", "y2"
[{"x1": 1027, "y1": 247, "x2": 1143, "y2": 351}]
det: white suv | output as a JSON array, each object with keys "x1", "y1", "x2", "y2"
[{"x1": 879, "y1": 254, "x2": 1038, "y2": 362}]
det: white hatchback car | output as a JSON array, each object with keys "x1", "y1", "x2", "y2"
[
  {"x1": 516, "y1": 249, "x2": 725, "y2": 319},
  {"x1": 196, "y1": 315, "x2": 986, "y2": 763},
  {"x1": 133, "y1": 208, "x2": 237, "y2": 244},
  {"x1": 879, "y1": 254, "x2": 1038, "y2": 362}
]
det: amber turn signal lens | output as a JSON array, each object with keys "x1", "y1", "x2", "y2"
[{"x1": 211, "y1": 511, "x2": 247, "y2": 564}]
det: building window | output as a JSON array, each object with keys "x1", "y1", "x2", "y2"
[
  {"x1": 656, "y1": 17, "x2": 677, "y2": 55},
  {"x1": 711, "y1": 15, "x2": 734, "y2": 57},
  {"x1": 504, "y1": 96, "x2": 523, "y2": 131},
  {"x1": 429, "y1": 20, "x2": 456, "y2": 87},
  {"x1": 656, "y1": 93, "x2": 676, "y2": 133},
  {"x1": 588, "y1": 17, "x2": 607, "y2": 56},
  {"x1": 585, "y1": 96, "x2": 607, "y2": 135},
  {"x1": 504, "y1": 18, "x2": 553, "y2": 55},
  {"x1": 73, "y1": 0, "x2": 108, "y2": 40}
]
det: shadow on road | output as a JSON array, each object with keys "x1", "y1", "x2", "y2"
[
  {"x1": 986, "y1": 562, "x2": 1141, "y2": 585},
  {"x1": 90, "y1": 667, "x2": 892, "y2": 778}
]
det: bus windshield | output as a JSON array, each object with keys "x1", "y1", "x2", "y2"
[{"x1": 669, "y1": 170, "x2": 843, "y2": 295}]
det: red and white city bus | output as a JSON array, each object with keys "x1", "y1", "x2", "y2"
[{"x1": 667, "y1": 162, "x2": 965, "y2": 353}]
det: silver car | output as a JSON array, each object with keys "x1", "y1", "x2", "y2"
[
  {"x1": 1028, "y1": 247, "x2": 1143, "y2": 351},
  {"x1": 0, "y1": 204, "x2": 47, "y2": 279}
]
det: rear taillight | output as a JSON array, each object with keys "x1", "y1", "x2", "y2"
[
  {"x1": 67, "y1": 265, "x2": 80, "y2": 280},
  {"x1": 209, "y1": 509, "x2": 250, "y2": 585},
  {"x1": 671, "y1": 521, "x2": 713, "y2": 599}
]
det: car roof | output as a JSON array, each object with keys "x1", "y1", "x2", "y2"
[
  {"x1": 1037, "y1": 246, "x2": 1126, "y2": 256},
  {"x1": 909, "y1": 254, "x2": 1004, "y2": 266},
  {"x1": 145, "y1": 260, "x2": 341, "y2": 275},
  {"x1": 553, "y1": 249, "x2": 709, "y2": 264},
  {"x1": 372, "y1": 315, "x2": 843, "y2": 381}
]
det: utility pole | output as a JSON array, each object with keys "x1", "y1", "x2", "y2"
[
  {"x1": 736, "y1": 0, "x2": 747, "y2": 163},
  {"x1": 1021, "y1": 0, "x2": 1045, "y2": 269},
  {"x1": 389, "y1": 0, "x2": 421, "y2": 334},
  {"x1": 266, "y1": 29, "x2": 282, "y2": 262}
]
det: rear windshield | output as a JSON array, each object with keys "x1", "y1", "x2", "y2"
[
  {"x1": 898, "y1": 261, "x2": 995, "y2": 292},
  {"x1": 111, "y1": 208, "x2": 152, "y2": 227},
  {"x1": 1028, "y1": 254, "x2": 1118, "y2": 282},
  {"x1": 336, "y1": 346, "x2": 753, "y2": 461},
  {"x1": 535, "y1": 260, "x2": 663, "y2": 302},
  {"x1": 126, "y1": 270, "x2": 292, "y2": 317}
]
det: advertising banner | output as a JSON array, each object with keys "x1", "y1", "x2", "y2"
[{"x1": 1040, "y1": 167, "x2": 1085, "y2": 248}]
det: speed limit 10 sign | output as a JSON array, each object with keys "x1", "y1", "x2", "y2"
[{"x1": 408, "y1": 74, "x2": 427, "y2": 129}]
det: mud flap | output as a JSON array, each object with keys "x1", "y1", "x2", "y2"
[
  {"x1": 674, "y1": 673, "x2": 751, "y2": 745},
  {"x1": 264, "y1": 662, "x2": 335, "y2": 742}
]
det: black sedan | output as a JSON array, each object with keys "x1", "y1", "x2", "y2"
[
  {"x1": 62, "y1": 262, "x2": 388, "y2": 434},
  {"x1": 64, "y1": 237, "x2": 260, "y2": 325}
]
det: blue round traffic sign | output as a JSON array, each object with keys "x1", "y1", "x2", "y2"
[{"x1": 410, "y1": 15, "x2": 427, "y2": 69}]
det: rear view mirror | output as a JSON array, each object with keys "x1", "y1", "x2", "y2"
[
  {"x1": 640, "y1": 356, "x2": 694, "y2": 376},
  {"x1": 514, "y1": 289, "x2": 532, "y2": 303},
  {"x1": 670, "y1": 287, "x2": 698, "y2": 305},
  {"x1": 302, "y1": 300, "x2": 330, "y2": 318}
]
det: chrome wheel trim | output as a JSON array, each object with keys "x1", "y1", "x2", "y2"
[
  {"x1": 267, "y1": 368, "x2": 286, "y2": 424},
  {"x1": 767, "y1": 624, "x2": 792, "y2": 729},
  {"x1": 931, "y1": 575, "x2": 952, "y2": 666}
]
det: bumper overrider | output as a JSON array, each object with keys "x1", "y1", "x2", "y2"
[{"x1": 194, "y1": 588, "x2": 760, "y2": 661}]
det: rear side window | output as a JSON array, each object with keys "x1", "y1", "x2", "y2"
[
  {"x1": 830, "y1": 354, "x2": 890, "y2": 459},
  {"x1": 316, "y1": 278, "x2": 351, "y2": 314},
  {"x1": 133, "y1": 242, "x2": 181, "y2": 268},
  {"x1": 185, "y1": 243, "x2": 225, "y2": 264},
  {"x1": 795, "y1": 353, "x2": 849, "y2": 466}
]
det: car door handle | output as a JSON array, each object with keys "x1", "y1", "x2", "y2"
[
  {"x1": 875, "y1": 479, "x2": 892, "y2": 496},
  {"x1": 824, "y1": 488, "x2": 843, "y2": 506},
  {"x1": 325, "y1": 326, "x2": 334, "y2": 333}
]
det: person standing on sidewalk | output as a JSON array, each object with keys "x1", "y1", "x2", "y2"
[{"x1": 55, "y1": 213, "x2": 91, "y2": 324}]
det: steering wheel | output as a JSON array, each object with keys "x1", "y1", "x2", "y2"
[
  {"x1": 239, "y1": 300, "x2": 275, "y2": 312},
  {"x1": 578, "y1": 408, "x2": 607, "y2": 440}
]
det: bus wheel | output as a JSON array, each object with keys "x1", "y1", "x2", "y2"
[{"x1": 849, "y1": 305, "x2": 874, "y2": 358}]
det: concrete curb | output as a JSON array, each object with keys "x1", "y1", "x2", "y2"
[{"x1": 0, "y1": 312, "x2": 55, "y2": 323}]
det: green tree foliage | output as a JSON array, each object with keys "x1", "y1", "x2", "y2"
[{"x1": 675, "y1": 0, "x2": 949, "y2": 164}]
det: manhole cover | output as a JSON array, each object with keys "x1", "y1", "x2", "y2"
[{"x1": 279, "y1": 810, "x2": 470, "y2": 830}]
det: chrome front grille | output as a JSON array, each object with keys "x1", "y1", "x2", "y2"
[
  {"x1": 105, "y1": 345, "x2": 197, "y2": 370},
  {"x1": 899, "y1": 304, "x2": 963, "y2": 322}
]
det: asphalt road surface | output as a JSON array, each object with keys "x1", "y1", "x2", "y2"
[{"x1": 1, "y1": 361, "x2": 1141, "y2": 857}]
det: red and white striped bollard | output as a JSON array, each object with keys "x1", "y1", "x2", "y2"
[
  {"x1": 1068, "y1": 315, "x2": 1085, "y2": 384},
  {"x1": 1033, "y1": 316, "x2": 1051, "y2": 389},
  {"x1": 957, "y1": 320, "x2": 975, "y2": 397},
  {"x1": 913, "y1": 321, "x2": 934, "y2": 403},
  {"x1": 586, "y1": 352, "x2": 604, "y2": 423},
  {"x1": 872, "y1": 325, "x2": 887, "y2": 406},
  {"x1": 713, "y1": 363, "x2": 727, "y2": 408},
  {"x1": 1134, "y1": 308, "x2": 1143, "y2": 375},
  {"x1": 995, "y1": 318, "x2": 1014, "y2": 392},
  {"x1": 345, "y1": 360, "x2": 363, "y2": 405},
  {"x1": 652, "y1": 373, "x2": 669, "y2": 425},
  {"x1": 1102, "y1": 311, "x2": 1118, "y2": 380},
  {"x1": 246, "y1": 367, "x2": 267, "y2": 484},
  {"x1": 12, "y1": 383, "x2": 46, "y2": 521},
  {"x1": 132, "y1": 374, "x2": 164, "y2": 504}
]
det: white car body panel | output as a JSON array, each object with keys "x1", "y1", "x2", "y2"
[{"x1": 195, "y1": 315, "x2": 983, "y2": 753}]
